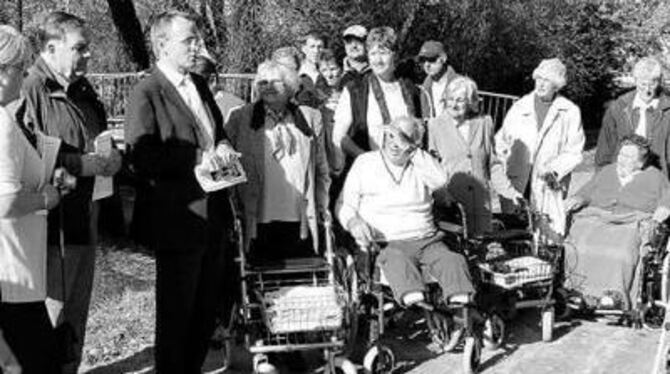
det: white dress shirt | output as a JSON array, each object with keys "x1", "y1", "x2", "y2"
[
  {"x1": 632, "y1": 93, "x2": 659, "y2": 138},
  {"x1": 158, "y1": 61, "x2": 215, "y2": 150}
]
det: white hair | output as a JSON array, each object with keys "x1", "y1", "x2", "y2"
[
  {"x1": 254, "y1": 60, "x2": 301, "y2": 98},
  {"x1": 0, "y1": 25, "x2": 31, "y2": 69},
  {"x1": 633, "y1": 57, "x2": 662, "y2": 81}
]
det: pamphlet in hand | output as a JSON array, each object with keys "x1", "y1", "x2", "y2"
[
  {"x1": 92, "y1": 130, "x2": 114, "y2": 201},
  {"x1": 194, "y1": 158, "x2": 247, "y2": 193}
]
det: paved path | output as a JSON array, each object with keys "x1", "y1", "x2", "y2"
[{"x1": 194, "y1": 310, "x2": 660, "y2": 374}]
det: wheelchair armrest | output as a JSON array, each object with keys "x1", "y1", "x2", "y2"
[{"x1": 437, "y1": 220, "x2": 465, "y2": 236}]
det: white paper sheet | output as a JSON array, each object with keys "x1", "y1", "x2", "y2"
[{"x1": 92, "y1": 131, "x2": 114, "y2": 201}]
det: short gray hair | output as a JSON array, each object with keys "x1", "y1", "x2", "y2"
[
  {"x1": 254, "y1": 59, "x2": 301, "y2": 98},
  {"x1": 36, "y1": 11, "x2": 86, "y2": 52},
  {"x1": 443, "y1": 76, "x2": 481, "y2": 115},
  {"x1": 0, "y1": 25, "x2": 31, "y2": 70},
  {"x1": 633, "y1": 57, "x2": 662, "y2": 81},
  {"x1": 149, "y1": 10, "x2": 198, "y2": 58}
]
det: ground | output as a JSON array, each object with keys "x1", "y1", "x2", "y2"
[{"x1": 78, "y1": 151, "x2": 666, "y2": 373}]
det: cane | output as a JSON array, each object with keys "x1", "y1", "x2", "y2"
[{"x1": 53, "y1": 171, "x2": 78, "y2": 365}]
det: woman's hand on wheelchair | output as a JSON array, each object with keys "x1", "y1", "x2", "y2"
[
  {"x1": 652, "y1": 206, "x2": 670, "y2": 223},
  {"x1": 565, "y1": 196, "x2": 586, "y2": 213},
  {"x1": 347, "y1": 216, "x2": 374, "y2": 249}
]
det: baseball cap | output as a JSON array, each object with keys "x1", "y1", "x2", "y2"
[
  {"x1": 417, "y1": 40, "x2": 445, "y2": 58},
  {"x1": 343, "y1": 25, "x2": 367, "y2": 40}
]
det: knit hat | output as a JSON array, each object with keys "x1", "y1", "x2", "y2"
[{"x1": 532, "y1": 58, "x2": 567, "y2": 89}]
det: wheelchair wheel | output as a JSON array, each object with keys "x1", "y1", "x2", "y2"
[
  {"x1": 642, "y1": 302, "x2": 666, "y2": 330},
  {"x1": 553, "y1": 288, "x2": 572, "y2": 320},
  {"x1": 462, "y1": 336, "x2": 482, "y2": 374},
  {"x1": 363, "y1": 344, "x2": 395, "y2": 374},
  {"x1": 541, "y1": 307, "x2": 555, "y2": 342},
  {"x1": 483, "y1": 313, "x2": 505, "y2": 350}
]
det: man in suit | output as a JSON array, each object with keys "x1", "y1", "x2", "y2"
[
  {"x1": 417, "y1": 40, "x2": 459, "y2": 118},
  {"x1": 125, "y1": 10, "x2": 235, "y2": 374},
  {"x1": 595, "y1": 56, "x2": 670, "y2": 176}
]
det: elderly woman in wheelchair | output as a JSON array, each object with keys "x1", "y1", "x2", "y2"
[
  {"x1": 338, "y1": 116, "x2": 475, "y2": 308},
  {"x1": 564, "y1": 135, "x2": 670, "y2": 314},
  {"x1": 337, "y1": 117, "x2": 481, "y2": 373}
]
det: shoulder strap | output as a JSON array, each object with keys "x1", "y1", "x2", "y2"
[{"x1": 348, "y1": 78, "x2": 371, "y2": 151}]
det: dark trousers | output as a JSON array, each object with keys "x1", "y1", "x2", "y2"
[
  {"x1": 249, "y1": 222, "x2": 315, "y2": 263},
  {"x1": 377, "y1": 233, "x2": 475, "y2": 303},
  {"x1": 0, "y1": 302, "x2": 59, "y2": 374},
  {"x1": 154, "y1": 243, "x2": 225, "y2": 374}
]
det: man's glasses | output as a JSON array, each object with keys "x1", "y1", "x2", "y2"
[{"x1": 418, "y1": 56, "x2": 439, "y2": 64}]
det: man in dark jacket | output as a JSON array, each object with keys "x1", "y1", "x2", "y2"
[
  {"x1": 595, "y1": 57, "x2": 670, "y2": 176},
  {"x1": 22, "y1": 11, "x2": 122, "y2": 374},
  {"x1": 125, "y1": 10, "x2": 234, "y2": 374},
  {"x1": 417, "y1": 40, "x2": 459, "y2": 118},
  {"x1": 340, "y1": 25, "x2": 371, "y2": 87}
]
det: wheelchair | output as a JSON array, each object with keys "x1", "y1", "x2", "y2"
[
  {"x1": 561, "y1": 211, "x2": 670, "y2": 330},
  {"x1": 227, "y1": 201, "x2": 358, "y2": 374},
  {"x1": 349, "y1": 230, "x2": 486, "y2": 374}
]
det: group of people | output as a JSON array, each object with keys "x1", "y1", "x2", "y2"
[{"x1": 1, "y1": 7, "x2": 670, "y2": 374}]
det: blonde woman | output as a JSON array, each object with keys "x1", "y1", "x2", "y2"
[{"x1": 427, "y1": 76, "x2": 521, "y2": 235}]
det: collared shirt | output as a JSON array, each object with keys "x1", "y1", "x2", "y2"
[
  {"x1": 456, "y1": 120, "x2": 470, "y2": 143},
  {"x1": 632, "y1": 93, "x2": 659, "y2": 138},
  {"x1": 299, "y1": 63, "x2": 321, "y2": 87},
  {"x1": 431, "y1": 75, "x2": 450, "y2": 117},
  {"x1": 260, "y1": 109, "x2": 310, "y2": 223},
  {"x1": 157, "y1": 61, "x2": 215, "y2": 150},
  {"x1": 343, "y1": 57, "x2": 370, "y2": 74}
]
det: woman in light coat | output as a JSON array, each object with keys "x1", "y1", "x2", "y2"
[
  {"x1": 0, "y1": 25, "x2": 61, "y2": 373},
  {"x1": 225, "y1": 60, "x2": 330, "y2": 261},
  {"x1": 428, "y1": 76, "x2": 521, "y2": 235},
  {"x1": 495, "y1": 58, "x2": 585, "y2": 235}
]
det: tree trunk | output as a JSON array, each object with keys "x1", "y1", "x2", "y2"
[{"x1": 106, "y1": 0, "x2": 150, "y2": 70}]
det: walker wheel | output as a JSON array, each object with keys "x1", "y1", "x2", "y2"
[
  {"x1": 642, "y1": 302, "x2": 666, "y2": 330},
  {"x1": 462, "y1": 336, "x2": 482, "y2": 374},
  {"x1": 483, "y1": 313, "x2": 505, "y2": 350},
  {"x1": 253, "y1": 353, "x2": 278, "y2": 374},
  {"x1": 542, "y1": 307, "x2": 555, "y2": 342},
  {"x1": 363, "y1": 344, "x2": 395, "y2": 374}
]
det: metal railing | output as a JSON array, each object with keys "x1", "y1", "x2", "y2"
[{"x1": 87, "y1": 73, "x2": 518, "y2": 128}]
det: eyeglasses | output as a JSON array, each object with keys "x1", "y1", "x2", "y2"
[{"x1": 418, "y1": 56, "x2": 439, "y2": 64}]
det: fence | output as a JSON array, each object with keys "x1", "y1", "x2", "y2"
[{"x1": 87, "y1": 73, "x2": 518, "y2": 128}]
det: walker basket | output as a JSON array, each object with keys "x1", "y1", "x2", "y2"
[
  {"x1": 258, "y1": 285, "x2": 345, "y2": 334},
  {"x1": 478, "y1": 255, "x2": 554, "y2": 290}
]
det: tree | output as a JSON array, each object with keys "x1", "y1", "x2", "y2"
[{"x1": 106, "y1": 0, "x2": 150, "y2": 70}]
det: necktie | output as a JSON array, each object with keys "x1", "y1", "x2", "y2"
[{"x1": 179, "y1": 75, "x2": 214, "y2": 149}]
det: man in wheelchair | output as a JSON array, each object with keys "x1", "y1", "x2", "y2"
[
  {"x1": 336, "y1": 116, "x2": 475, "y2": 308},
  {"x1": 564, "y1": 135, "x2": 670, "y2": 310}
]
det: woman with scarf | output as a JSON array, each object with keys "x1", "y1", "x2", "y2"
[{"x1": 224, "y1": 60, "x2": 330, "y2": 262}]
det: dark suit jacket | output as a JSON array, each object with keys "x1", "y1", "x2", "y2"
[{"x1": 125, "y1": 67, "x2": 230, "y2": 252}]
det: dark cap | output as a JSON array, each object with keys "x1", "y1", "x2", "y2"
[{"x1": 417, "y1": 40, "x2": 445, "y2": 58}]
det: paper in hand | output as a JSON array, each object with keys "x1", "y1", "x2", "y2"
[
  {"x1": 92, "y1": 131, "x2": 114, "y2": 201},
  {"x1": 194, "y1": 158, "x2": 247, "y2": 192}
]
